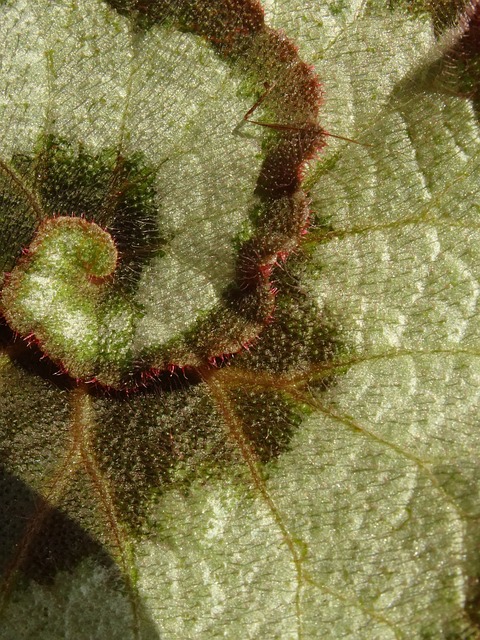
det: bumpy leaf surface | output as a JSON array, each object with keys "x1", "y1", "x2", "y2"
[{"x1": 0, "y1": 0, "x2": 479, "y2": 638}]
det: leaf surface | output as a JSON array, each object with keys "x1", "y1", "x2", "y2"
[{"x1": 0, "y1": 0, "x2": 479, "y2": 638}]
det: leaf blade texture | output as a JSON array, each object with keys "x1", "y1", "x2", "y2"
[{"x1": 0, "y1": 0, "x2": 479, "y2": 638}]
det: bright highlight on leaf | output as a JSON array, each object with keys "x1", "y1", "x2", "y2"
[{"x1": 0, "y1": 217, "x2": 140, "y2": 384}]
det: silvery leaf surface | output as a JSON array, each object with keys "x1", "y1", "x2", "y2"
[{"x1": 0, "y1": 0, "x2": 479, "y2": 638}]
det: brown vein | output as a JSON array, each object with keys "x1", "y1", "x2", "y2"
[
  {"x1": 204, "y1": 371, "x2": 307, "y2": 640},
  {"x1": 218, "y1": 360, "x2": 479, "y2": 520},
  {"x1": 204, "y1": 368, "x2": 409, "y2": 638},
  {"x1": 77, "y1": 387, "x2": 141, "y2": 640},
  {"x1": 307, "y1": 215, "x2": 480, "y2": 244},
  {"x1": 215, "y1": 347, "x2": 480, "y2": 394},
  {"x1": 0, "y1": 157, "x2": 44, "y2": 222},
  {"x1": 0, "y1": 385, "x2": 85, "y2": 607},
  {"x1": 290, "y1": 390, "x2": 477, "y2": 523}
]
